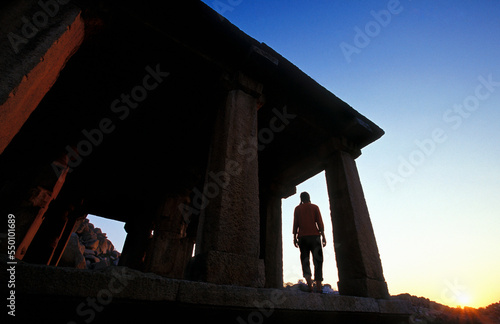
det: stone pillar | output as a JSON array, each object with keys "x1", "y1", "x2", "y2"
[
  {"x1": 261, "y1": 193, "x2": 283, "y2": 288},
  {"x1": 50, "y1": 204, "x2": 86, "y2": 267},
  {"x1": 192, "y1": 74, "x2": 264, "y2": 287},
  {"x1": 119, "y1": 217, "x2": 153, "y2": 271},
  {"x1": 10, "y1": 156, "x2": 71, "y2": 260},
  {"x1": 260, "y1": 184, "x2": 295, "y2": 288},
  {"x1": 325, "y1": 150, "x2": 389, "y2": 299},
  {"x1": 144, "y1": 195, "x2": 192, "y2": 278},
  {"x1": 23, "y1": 195, "x2": 84, "y2": 265}
]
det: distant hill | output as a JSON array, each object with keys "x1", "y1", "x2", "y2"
[{"x1": 392, "y1": 294, "x2": 500, "y2": 324}]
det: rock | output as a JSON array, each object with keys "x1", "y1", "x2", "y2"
[
  {"x1": 97, "y1": 237, "x2": 108, "y2": 255},
  {"x1": 85, "y1": 239, "x2": 99, "y2": 250},
  {"x1": 59, "y1": 233, "x2": 86, "y2": 269},
  {"x1": 107, "y1": 241, "x2": 115, "y2": 254},
  {"x1": 61, "y1": 219, "x2": 121, "y2": 270},
  {"x1": 82, "y1": 231, "x2": 97, "y2": 242},
  {"x1": 92, "y1": 260, "x2": 110, "y2": 270},
  {"x1": 85, "y1": 254, "x2": 100, "y2": 263},
  {"x1": 75, "y1": 219, "x2": 89, "y2": 234}
]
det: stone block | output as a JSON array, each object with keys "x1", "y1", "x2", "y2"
[
  {"x1": 338, "y1": 278, "x2": 389, "y2": 299},
  {"x1": 191, "y1": 250, "x2": 265, "y2": 287}
]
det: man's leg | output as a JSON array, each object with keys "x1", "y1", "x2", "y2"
[
  {"x1": 312, "y1": 236, "x2": 324, "y2": 293},
  {"x1": 298, "y1": 237, "x2": 313, "y2": 292}
]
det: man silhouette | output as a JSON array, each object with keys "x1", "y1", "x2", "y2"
[{"x1": 293, "y1": 192, "x2": 327, "y2": 293}]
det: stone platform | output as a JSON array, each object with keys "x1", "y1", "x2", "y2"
[{"x1": 11, "y1": 262, "x2": 411, "y2": 323}]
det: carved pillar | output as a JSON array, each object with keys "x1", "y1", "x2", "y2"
[
  {"x1": 325, "y1": 150, "x2": 389, "y2": 299},
  {"x1": 22, "y1": 198, "x2": 70, "y2": 265},
  {"x1": 119, "y1": 216, "x2": 153, "y2": 271},
  {"x1": 50, "y1": 204, "x2": 87, "y2": 266},
  {"x1": 6, "y1": 156, "x2": 71, "y2": 260},
  {"x1": 23, "y1": 195, "x2": 85, "y2": 266},
  {"x1": 144, "y1": 194, "x2": 192, "y2": 278},
  {"x1": 192, "y1": 73, "x2": 264, "y2": 287}
]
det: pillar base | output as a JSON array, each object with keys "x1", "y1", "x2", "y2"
[
  {"x1": 338, "y1": 278, "x2": 389, "y2": 299},
  {"x1": 190, "y1": 251, "x2": 264, "y2": 288}
]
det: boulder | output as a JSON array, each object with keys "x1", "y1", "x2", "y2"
[
  {"x1": 59, "y1": 233, "x2": 86, "y2": 269},
  {"x1": 96, "y1": 236, "x2": 109, "y2": 255},
  {"x1": 85, "y1": 255, "x2": 100, "y2": 263},
  {"x1": 76, "y1": 219, "x2": 89, "y2": 234},
  {"x1": 82, "y1": 231, "x2": 97, "y2": 242},
  {"x1": 110, "y1": 250, "x2": 121, "y2": 259},
  {"x1": 61, "y1": 219, "x2": 121, "y2": 270},
  {"x1": 85, "y1": 239, "x2": 99, "y2": 250}
]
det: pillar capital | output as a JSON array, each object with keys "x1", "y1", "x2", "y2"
[
  {"x1": 222, "y1": 71, "x2": 264, "y2": 99},
  {"x1": 267, "y1": 182, "x2": 296, "y2": 199}
]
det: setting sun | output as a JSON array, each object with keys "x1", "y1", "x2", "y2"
[{"x1": 457, "y1": 294, "x2": 471, "y2": 308}]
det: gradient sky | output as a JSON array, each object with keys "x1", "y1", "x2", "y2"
[{"x1": 90, "y1": 0, "x2": 500, "y2": 309}]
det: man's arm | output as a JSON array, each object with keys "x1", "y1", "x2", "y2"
[
  {"x1": 316, "y1": 206, "x2": 327, "y2": 247},
  {"x1": 293, "y1": 233, "x2": 299, "y2": 248},
  {"x1": 293, "y1": 208, "x2": 299, "y2": 248}
]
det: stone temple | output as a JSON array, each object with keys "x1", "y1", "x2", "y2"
[{"x1": 0, "y1": 1, "x2": 411, "y2": 322}]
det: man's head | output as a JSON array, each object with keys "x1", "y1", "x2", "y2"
[{"x1": 300, "y1": 191, "x2": 311, "y2": 204}]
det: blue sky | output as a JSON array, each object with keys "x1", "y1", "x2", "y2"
[{"x1": 91, "y1": 0, "x2": 500, "y2": 308}]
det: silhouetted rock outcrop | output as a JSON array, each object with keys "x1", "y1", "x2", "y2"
[
  {"x1": 393, "y1": 293, "x2": 500, "y2": 324},
  {"x1": 59, "y1": 219, "x2": 120, "y2": 269}
]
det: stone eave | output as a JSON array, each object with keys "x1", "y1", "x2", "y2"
[{"x1": 113, "y1": 0, "x2": 384, "y2": 150}]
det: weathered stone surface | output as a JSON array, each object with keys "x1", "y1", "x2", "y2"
[
  {"x1": 16, "y1": 262, "x2": 179, "y2": 301},
  {"x1": 85, "y1": 239, "x2": 99, "y2": 250},
  {"x1": 193, "y1": 84, "x2": 264, "y2": 287},
  {"x1": 325, "y1": 150, "x2": 389, "y2": 299},
  {"x1": 196, "y1": 87, "x2": 261, "y2": 258},
  {"x1": 96, "y1": 237, "x2": 109, "y2": 255},
  {"x1": 15, "y1": 262, "x2": 410, "y2": 323},
  {"x1": 143, "y1": 195, "x2": 192, "y2": 278},
  {"x1": 0, "y1": 2, "x2": 84, "y2": 154},
  {"x1": 262, "y1": 193, "x2": 284, "y2": 288},
  {"x1": 59, "y1": 233, "x2": 86, "y2": 269},
  {"x1": 192, "y1": 250, "x2": 265, "y2": 287}
]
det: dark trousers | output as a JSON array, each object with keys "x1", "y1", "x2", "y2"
[{"x1": 298, "y1": 235, "x2": 323, "y2": 281}]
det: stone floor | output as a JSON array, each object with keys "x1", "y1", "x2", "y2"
[{"x1": 13, "y1": 262, "x2": 411, "y2": 323}]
